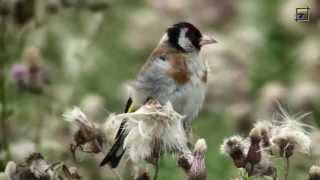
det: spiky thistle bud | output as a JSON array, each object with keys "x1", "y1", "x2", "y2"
[
  {"x1": 187, "y1": 139, "x2": 207, "y2": 180},
  {"x1": 246, "y1": 128, "x2": 262, "y2": 166}
]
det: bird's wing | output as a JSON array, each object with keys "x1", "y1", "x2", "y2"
[{"x1": 131, "y1": 45, "x2": 189, "y2": 107}]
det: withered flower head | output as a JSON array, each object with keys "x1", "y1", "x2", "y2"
[
  {"x1": 26, "y1": 153, "x2": 51, "y2": 179},
  {"x1": 270, "y1": 110, "x2": 312, "y2": 158},
  {"x1": 246, "y1": 128, "x2": 262, "y2": 166},
  {"x1": 63, "y1": 107, "x2": 104, "y2": 158},
  {"x1": 253, "y1": 121, "x2": 273, "y2": 148},
  {"x1": 220, "y1": 135, "x2": 247, "y2": 168},
  {"x1": 309, "y1": 165, "x2": 320, "y2": 180}
]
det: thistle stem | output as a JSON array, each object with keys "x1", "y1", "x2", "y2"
[
  {"x1": 153, "y1": 157, "x2": 160, "y2": 180},
  {"x1": 284, "y1": 157, "x2": 290, "y2": 180},
  {"x1": 248, "y1": 164, "x2": 255, "y2": 177}
]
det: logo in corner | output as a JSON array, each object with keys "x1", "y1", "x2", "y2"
[{"x1": 295, "y1": 7, "x2": 310, "y2": 22}]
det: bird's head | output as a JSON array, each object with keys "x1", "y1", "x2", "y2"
[{"x1": 164, "y1": 22, "x2": 217, "y2": 53}]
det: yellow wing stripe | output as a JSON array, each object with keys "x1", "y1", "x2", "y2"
[{"x1": 124, "y1": 97, "x2": 134, "y2": 113}]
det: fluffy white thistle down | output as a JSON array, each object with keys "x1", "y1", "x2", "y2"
[
  {"x1": 270, "y1": 109, "x2": 313, "y2": 157},
  {"x1": 105, "y1": 100, "x2": 189, "y2": 163},
  {"x1": 63, "y1": 106, "x2": 96, "y2": 129}
]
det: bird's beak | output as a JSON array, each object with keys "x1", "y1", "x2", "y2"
[{"x1": 200, "y1": 35, "x2": 217, "y2": 46}]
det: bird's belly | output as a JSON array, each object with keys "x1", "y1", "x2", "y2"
[{"x1": 169, "y1": 79, "x2": 207, "y2": 122}]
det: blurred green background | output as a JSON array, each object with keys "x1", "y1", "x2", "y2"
[{"x1": 0, "y1": 0, "x2": 320, "y2": 179}]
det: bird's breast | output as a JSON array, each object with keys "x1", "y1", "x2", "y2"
[{"x1": 170, "y1": 69, "x2": 207, "y2": 123}]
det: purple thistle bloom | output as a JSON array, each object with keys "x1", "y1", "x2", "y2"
[
  {"x1": 10, "y1": 64, "x2": 28, "y2": 87},
  {"x1": 178, "y1": 139, "x2": 207, "y2": 180},
  {"x1": 188, "y1": 152, "x2": 207, "y2": 180}
]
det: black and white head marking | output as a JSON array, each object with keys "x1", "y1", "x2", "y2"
[{"x1": 167, "y1": 22, "x2": 202, "y2": 52}]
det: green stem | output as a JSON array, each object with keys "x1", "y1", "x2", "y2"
[
  {"x1": 153, "y1": 157, "x2": 160, "y2": 180},
  {"x1": 284, "y1": 157, "x2": 290, "y2": 180}
]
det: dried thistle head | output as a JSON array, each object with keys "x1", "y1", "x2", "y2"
[
  {"x1": 26, "y1": 153, "x2": 44, "y2": 165},
  {"x1": 26, "y1": 153, "x2": 51, "y2": 179},
  {"x1": 309, "y1": 165, "x2": 320, "y2": 180},
  {"x1": 253, "y1": 121, "x2": 273, "y2": 148},
  {"x1": 270, "y1": 110, "x2": 312, "y2": 158},
  {"x1": 249, "y1": 127, "x2": 262, "y2": 143},
  {"x1": 220, "y1": 135, "x2": 247, "y2": 168},
  {"x1": 246, "y1": 128, "x2": 262, "y2": 166},
  {"x1": 63, "y1": 107, "x2": 104, "y2": 158}
]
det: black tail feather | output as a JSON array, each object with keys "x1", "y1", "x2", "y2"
[
  {"x1": 100, "y1": 97, "x2": 139, "y2": 168},
  {"x1": 100, "y1": 130, "x2": 127, "y2": 168}
]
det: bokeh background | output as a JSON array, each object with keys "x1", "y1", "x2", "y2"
[{"x1": 0, "y1": 0, "x2": 320, "y2": 179}]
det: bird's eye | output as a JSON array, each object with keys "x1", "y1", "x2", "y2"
[{"x1": 159, "y1": 56, "x2": 166, "y2": 61}]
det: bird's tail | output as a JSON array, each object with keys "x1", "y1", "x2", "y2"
[
  {"x1": 100, "y1": 120, "x2": 127, "y2": 167},
  {"x1": 100, "y1": 97, "x2": 133, "y2": 168}
]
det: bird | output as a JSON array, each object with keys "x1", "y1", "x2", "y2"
[{"x1": 100, "y1": 22, "x2": 217, "y2": 168}]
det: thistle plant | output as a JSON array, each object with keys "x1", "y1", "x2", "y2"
[
  {"x1": 63, "y1": 101, "x2": 208, "y2": 180},
  {"x1": 0, "y1": 152, "x2": 81, "y2": 180},
  {"x1": 309, "y1": 165, "x2": 320, "y2": 180},
  {"x1": 221, "y1": 108, "x2": 313, "y2": 180}
]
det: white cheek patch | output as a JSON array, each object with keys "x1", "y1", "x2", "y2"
[{"x1": 178, "y1": 28, "x2": 193, "y2": 51}]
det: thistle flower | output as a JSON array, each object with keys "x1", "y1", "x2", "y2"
[
  {"x1": 63, "y1": 107, "x2": 104, "y2": 157},
  {"x1": 309, "y1": 165, "x2": 320, "y2": 180},
  {"x1": 187, "y1": 139, "x2": 207, "y2": 180},
  {"x1": 27, "y1": 153, "x2": 52, "y2": 179},
  {"x1": 270, "y1": 111, "x2": 312, "y2": 158},
  {"x1": 10, "y1": 64, "x2": 28, "y2": 89},
  {"x1": 220, "y1": 135, "x2": 247, "y2": 168},
  {"x1": 10, "y1": 47, "x2": 50, "y2": 94},
  {"x1": 178, "y1": 139, "x2": 207, "y2": 180},
  {"x1": 253, "y1": 121, "x2": 273, "y2": 149},
  {"x1": 3, "y1": 153, "x2": 80, "y2": 180},
  {"x1": 246, "y1": 128, "x2": 262, "y2": 169}
]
